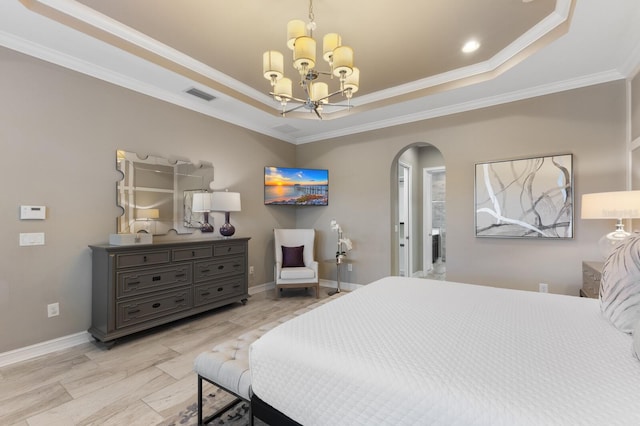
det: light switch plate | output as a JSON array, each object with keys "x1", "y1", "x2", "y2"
[{"x1": 19, "y1": 232, "x2": 45, "y2": 246}]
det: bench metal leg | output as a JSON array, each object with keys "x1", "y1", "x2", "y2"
[{"x1": 197, "y1": 374, "x2": 246, "y2": 425}]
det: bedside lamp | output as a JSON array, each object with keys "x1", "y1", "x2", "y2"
[
  {"x1": 135, "y1": 208, "x2": 159, "y2": 234},
  {"x1": 581, "y1": 190, "x2": 640, "y2": 257},
  {"x1": 212, "y1": 190, "x2": 241, "y2": 237},
  {"x1": 191, "y1": 192, "x2": 214, "y2": 233}
]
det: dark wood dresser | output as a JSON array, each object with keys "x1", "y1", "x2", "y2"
[{"x1": 89, "y1": 237, "x2": 249, "y2": 344}]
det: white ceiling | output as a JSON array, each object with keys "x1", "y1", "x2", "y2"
[{"x1": 1, "y1": 0, "x2": 640, "y2": 144}]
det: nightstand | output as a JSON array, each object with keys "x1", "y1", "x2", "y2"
[{"x1": 581, "y1": 261, "x2": 603, "y2": 298}]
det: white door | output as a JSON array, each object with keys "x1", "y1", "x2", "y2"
[
  {"x1": 399, "y1": 162, "x2": 411, "y2": 276},
  {"x1": 423, "y1": 169, "x2": 434, "y2": 272}
]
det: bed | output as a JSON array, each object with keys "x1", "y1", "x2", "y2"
[{"x1": 249, "y1": 276, "x2": 640, "y2": 425}]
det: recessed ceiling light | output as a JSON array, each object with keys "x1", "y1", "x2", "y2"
[{"x1": 462, "y1": 39, "x2": 480, "y2": 53}]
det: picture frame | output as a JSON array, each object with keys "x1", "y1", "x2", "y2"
[{"x1": 475, "y1": 154, "x2": 573, "y2": 238}]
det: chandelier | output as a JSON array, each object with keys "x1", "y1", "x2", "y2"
[{"x1": 262, "y1": 0, "x2": 359, "y2": 119}]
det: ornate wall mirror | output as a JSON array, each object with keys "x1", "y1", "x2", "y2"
[{"x1": 116, "y1": 150, "x2": 214, "y2": 235}]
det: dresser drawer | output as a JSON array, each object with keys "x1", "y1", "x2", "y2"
[
  {"x1": 117, "y1": 265, "x2": 192, "y2": 298},
  {"x1": 194, "y1": 257, "x2": 245, "y2": 282},
  {"x1": 172, "y1": 246, "x2": 213, "y2": 262},
  {"x1": 214, "y1": 243, "x2": 246, "y2": 257},
  {"x1": 116, "y1": 250, "x2": 170, "y2": 268},
  {"x1": 116, "y1": 289, "x2": 192, "y2": 328},
  {"x1": 194, "y1": 277, "x2": 245, "y2": 307}
]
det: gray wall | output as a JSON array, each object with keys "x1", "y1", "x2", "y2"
[
  {"x1": 297, "y1": 80, "x2": 627, "y2": 295},
  {"x1": 0, "y1": 47, "x2": 296, "y2": 352},
  {"x1": 0, "y1": 43, "x2": 630, "y2": 353}
]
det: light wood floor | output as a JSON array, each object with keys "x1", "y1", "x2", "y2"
[{"x1": 0, "y1": 287, "x2": 335, "y2": 425}]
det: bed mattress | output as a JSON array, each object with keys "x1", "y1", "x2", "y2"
[{"x1": 249, "y1": 276, "x2": 640, "y2": 425}]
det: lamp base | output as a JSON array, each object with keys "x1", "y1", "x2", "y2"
[
  {"x1": 200, "y1": 223, "x2": 214, "y2": 233},
  {"x1": 598, "y1": 227, "x2": 632, "y2": 259},
  {"x1": 219, "y1": 222, "x2": 235, "y2": 237}
]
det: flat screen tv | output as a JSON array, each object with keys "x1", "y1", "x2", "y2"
[{"x1": 265, "y1": 166, "x2": 329, "y2": 206}]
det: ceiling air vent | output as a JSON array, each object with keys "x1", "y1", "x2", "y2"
[{"x1": 185, "y1": 87, "x2": 216, "y2": 102}]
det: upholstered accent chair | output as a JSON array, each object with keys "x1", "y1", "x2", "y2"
[{"x1": 274, "y1": 228, "x2": 319, "y2": 298}]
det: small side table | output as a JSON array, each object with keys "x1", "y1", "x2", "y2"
[{"x1": 325, "y1": 258, "x2": 352, "y2": 296}]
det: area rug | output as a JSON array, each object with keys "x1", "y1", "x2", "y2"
[{"x1": 163, "y1": 387, "x2": 266, "y2": 426}]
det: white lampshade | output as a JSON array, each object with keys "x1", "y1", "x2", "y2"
[
  {"x1": 211, "y1": 191, "x2": 241, "y2": 212},
  {"x1": 287, "y1": 20, "x2": 306, "y2": 50},
  {"x1": 293, "y1": 36, "x2": 316, "y2": 71},
  {"x1": 192, "y1": 192, "x2": 213, "y2": 213},
  {"x1": 323, "y1": 33, "x2": 341, "y2": 62},
  {"x1": 310, "y1": 82, "x2": 329, "y2": 103},
  {"x1": 274, "y1": 77, "x2": 293, "y2": 101},
  {"x1": 262, "y1": 51, "x2": 284, "y2": 84},
  {"x1": 582, "y1": 190, "x2": 640, "y2": 257},
  {"x1": 344, "y1": 67, "x2": 359, "y2": 95},
  {"x1": 581, "y1": 191, "x2": 640, "y2": 219},
  {"x1": 332, "y1": 45, "x2": 353, "y2": 77},
  {"x1": 135, "y1": 208, "x2": 159, "y2": 220}
]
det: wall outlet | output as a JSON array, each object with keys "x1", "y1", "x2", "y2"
[
  {"x1": 47, "y1": 302, "x2": 59, "y2": 317},
  {"x1": 539, "y1": 283, "x2": 548, "y2": 293},
  {"x1": 347, "y1": 263, "x2": 353, "y2": 272},
  {"x1": 249, "y1": 266, "x2": 254, "y2": 275}
]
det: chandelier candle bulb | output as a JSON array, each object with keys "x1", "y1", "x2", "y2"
[
  {"x1": 287, "y1": 20, "x2": 306, "y2": 49},
  {"x1": 323, "y1": 33, "x2": 342, "y2": 62},
  {"x1": 293, "y1": 36, "x2": 316, "y2": 71},
  {"x1": 332, "y1": 46, "x2": 354, "y2": 77},
  {"x1": 263, "y1": 51, "x2": 284, "y2": 84}
]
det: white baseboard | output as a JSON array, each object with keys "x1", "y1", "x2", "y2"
[
  {"x1": 249, "y1": 281, "x2": 275, "y2": 295},
  {"x1": 1, "y1": 280, "x2": 360, "y2": 368},
  {"x1": 0, "y1": 331, "x2": 92, "y2": 368},
  {"x1": 319, "y1": 279, "x2": 363, "y2": 292}
]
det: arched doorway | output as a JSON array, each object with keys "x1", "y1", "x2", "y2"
[{"x1": 391, "y1": 143, "x2": 446, "y2": 278}]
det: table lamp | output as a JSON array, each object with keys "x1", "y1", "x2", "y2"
[
  {"x1": 581, "y1": 190, "x2": 640, "y2": 257},
  {"x1": 212, "y1": 190, "x2": 241, "y2": 237},
  {"x1": 192, "y1": 192, "x2": 214, "y2": 232},
  {"x1": 135, "y1": 208, "x2": 159, "y2": 234}
]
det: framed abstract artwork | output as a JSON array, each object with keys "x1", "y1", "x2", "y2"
[{"x1": 475, "y1": 154, "x2": 573, "y2": 238}]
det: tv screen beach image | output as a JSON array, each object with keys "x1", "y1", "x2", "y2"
[{"x1": 265, "y1": 167, "x2": 328, "y2": 206}]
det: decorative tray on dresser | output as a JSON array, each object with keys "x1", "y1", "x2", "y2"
[{"x1": 88, "y1": 237, "x2": 250, "y2": 345}]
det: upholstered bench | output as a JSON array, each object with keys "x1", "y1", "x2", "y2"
[{"x1": 194, "y1": 297, "x2": 338, "y2": 424}]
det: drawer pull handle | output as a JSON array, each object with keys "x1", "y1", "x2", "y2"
[
  {"x1": 128, "y1": 309, "x2": 140, "y2": 315},
  {"x1": 152, "y1": 303, "x2": 161, "y2": 309},
  {"x1": 218, "y1": 265, "x2": 225, "y2": 270},
  {"x1": 152, "y1": 276, "x2": 161, "y2": 281},
  {"x1": 175, "y1": 298, "x2": 185, "y2": 303},
  {"x1": 201, "y1": 269, "x2": 210, "y2": 273},
  {"x1": 233, "y1": 285, "x2": 240, "y2": 289},
  {"x1": 227, "y1": 247, "x2": 232, "y2": 252},
  {"x1": 233, "y1": 264, "x2": 240, "y2": 268},
  {"x1": 217, "y1": 287, "x2": 224, "y2": 292},
  {"x1": 192, "y1": 251, "x2": 196, "y2": 257},
  {"x1": 201, "y1": 291, "x2": 210, "y2": 296},
  {"x1": 127, "y1": 281, "x2": 141, "y2": 286},
  {"x1": 143, "y1": 256, "x2": 148, "y2": 262},
  {"x1": 175, "y1": 273, "x2": 186, "y2": 278}
]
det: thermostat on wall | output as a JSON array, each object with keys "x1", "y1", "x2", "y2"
[{"x1": 20, "y1": 205, "x2": 46, "y2": 220}]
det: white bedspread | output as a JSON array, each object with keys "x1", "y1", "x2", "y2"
[{"x1": 249, "y1": 276, "x2": 640, "y2": 425}]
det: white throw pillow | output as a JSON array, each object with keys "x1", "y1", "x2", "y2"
[{"x1": 600, "y1": 234, "x2": 640, "y2": 333}]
